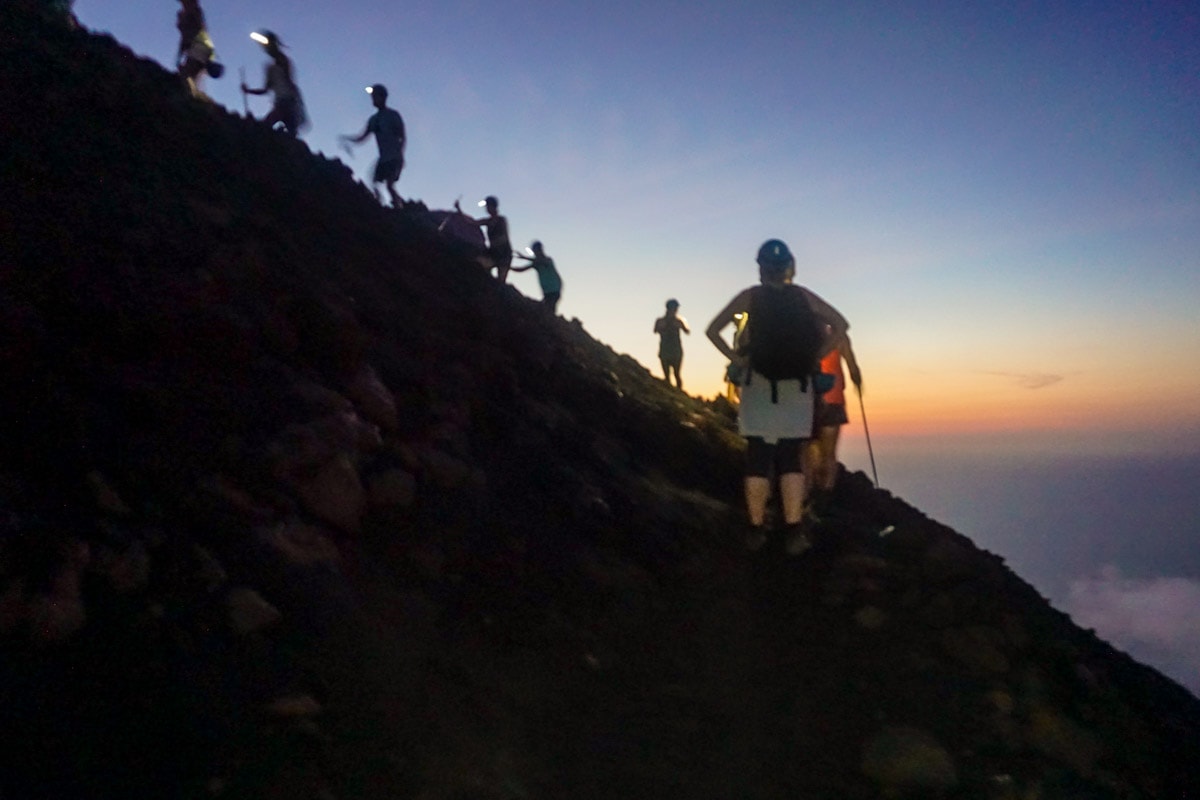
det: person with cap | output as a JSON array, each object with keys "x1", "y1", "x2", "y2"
[
  {"x1": 454, "y1": 195, "x2": 512, "y2": 282},
  {"x1": 339, "y1": 84, "x2": 406, "y2": 207},
  {"x1": 653, "y1": 299, "x2": 690, "y2": 390},
  {"x1": 705, "y1": 239, "x2": 851, "y2": 555},
  {"x1": 241, "y1": 30, "x2": 306, "y2": 136},
  {"x1": 176, "y1": 0, "x2": 221, "y2": 97},
  {"x1": 511, "y1": 241, "x2": 563, "y2": 314}
]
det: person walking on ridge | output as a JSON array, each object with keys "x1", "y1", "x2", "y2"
[
  {"x1": 706, "y1": 239, "x2": 851, "y2": 555},
  {"x1": 176, "y1": 0, "x2": 221, "y2": 97},
  {"x1": 340, "y1": 84, "x2": 406, "y2": 207},
  {"x1": 455, "y1": 196, "x2": 513, "y2": 282},
  {"x1": 654, "y1": 299, "x2": 690, "y2": 390},
  {"x1": 241, "y1": 30, "x2": 306, "y2": 136},
  {"x1": 805, "y1": 330, "x2": 862, "y2": 515},
  {"x1": 512, "y1": 241, "x2": 563, "y2": 315}
]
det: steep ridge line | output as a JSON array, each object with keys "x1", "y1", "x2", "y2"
[{"x1": 3, "y1": 7, "x2": 1200, "y2": 799}]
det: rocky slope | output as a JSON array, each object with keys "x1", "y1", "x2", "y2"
[{"x1": 3, "y1": 7, "x2": 1199, "y2": 799}]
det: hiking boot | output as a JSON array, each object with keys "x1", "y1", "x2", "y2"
[
  {"x1": 745, "y1": 526, "x2": 768, "y2": 552},
  {"x1": 809, "y1": 488, "x2": 838, "y2": 520},
  {"x1": 784, "y1": 522, "x2": 812, "y2": 556}
]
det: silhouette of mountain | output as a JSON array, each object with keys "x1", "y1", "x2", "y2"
[{"x1": 2, "y1": 7, "x2": 1199, "y2": 798}]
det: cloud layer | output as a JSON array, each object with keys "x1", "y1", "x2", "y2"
[{"x1": 1064, "y1": 566, "x2": 1200, "y2": 695}]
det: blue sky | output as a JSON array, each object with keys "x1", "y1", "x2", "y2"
[
  {"x1": 76, "y1": 0, "x2": 1200, "y2": 454},
  {"x1": 73, "y1": 0, "x2": 1200, "y2": 696}
]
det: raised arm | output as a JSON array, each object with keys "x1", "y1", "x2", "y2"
[{"x1": 706, "y1": 288, "x2": 753, "y2": 362}]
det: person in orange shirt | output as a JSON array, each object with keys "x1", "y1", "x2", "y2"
[{"x1": 806, "y1": 330, "x2": 862, "y2": 512}]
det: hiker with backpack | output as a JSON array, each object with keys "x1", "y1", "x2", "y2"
[
  {"x1": 241, "y1": 30, "x2": 307, "y2": 137},
  {"x1": 805, "y1": 330, "x2": 862, "y2": 514},
  {"x1": 176, "y1": 0, "x2": 221, "y2": 97},
  {"x1": 339, "y1": 84, "x2": 406, "y2": 207},
  {"x1": 653, "y1": 299, "x2": 690, "y2": 390},
  {"x1": 705, "y1": 239, "x2": 852, "y2": 555},
  {"x1": 455, "y1": 196, "x2": 513, "y2": 282}
]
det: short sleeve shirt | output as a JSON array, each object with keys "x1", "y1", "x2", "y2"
[{"x1": 367, "y1": 108, "x2": 406, "y2": 162}]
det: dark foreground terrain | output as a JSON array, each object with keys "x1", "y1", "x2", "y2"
[{"x1": 3, "y1": 7, "x2": 1199, "y2": 799}]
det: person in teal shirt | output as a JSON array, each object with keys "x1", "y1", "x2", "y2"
[{"x1": 512, "y1": 241, "x2": 562, "y2": 315}]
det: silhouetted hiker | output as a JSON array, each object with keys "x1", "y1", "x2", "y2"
[
  {"x1": 805, "y1": 330, "x2": 862, "y2": 514},
  {"x1": 706, "y1": 239, "x2": 850, "y2": 555},
  {"x1": 654, "y1": 299, "x2": 690, "y2": 389},
  {"x1": 241, "y1": 30, "x2": 306, "y2": 136},
  {"x1": 176, "y1": 0, "x2": 221, "y2": 97},
  {"x1": 340, "y1": 84, "x2": 406, "y2": 207},
  {"x1": 455, "y1": 196, "x2": 512, "y2": 282},
  {"x1": 512, "y1": 241, "x2": 562, "y2": 314}
]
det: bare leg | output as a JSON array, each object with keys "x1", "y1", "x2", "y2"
[
  {"x1": 779, "y1": 471, "x2": 807, "y2": 525},
  {"x1": 180, "y1": 61, "x2": 204, "y2": 97},
  {"x1": 818, "y1": 426, "x2": 840, "y2": 490},
  {"x1": 744, "y1": 476, "x2": 771, "y2": 526}
]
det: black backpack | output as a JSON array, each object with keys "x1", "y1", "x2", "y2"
[{"x1": 744, "y1": 284, "x2": 823, "y2": 402}]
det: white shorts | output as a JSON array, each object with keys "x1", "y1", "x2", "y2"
[{"x1": 737, "y1": 372, "x2": 815, "y2": 444}]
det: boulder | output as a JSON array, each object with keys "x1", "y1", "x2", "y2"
[
  {"x1": 862, "y1": 725, "x2": 958, "y2": 796},
  {"x1": 295, "y1": 455, "x2": 366, "y2": 534},
  {"x1": 367, "y1": 468, "x2": 417, "y2": 509},
  {"x1": 226, "y1": 587, "x2": 282, "y2": 635},
  {"x1": 344, "y1": 364, "x2": 398, "y2": 433}
]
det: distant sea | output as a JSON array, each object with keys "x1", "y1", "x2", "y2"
[{"x1": 838, "y1": 441, "x2": 1200, "y2": 698}]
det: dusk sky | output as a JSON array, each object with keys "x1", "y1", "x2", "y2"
[{"x1": 75, "y1": 1, "x2": 1199, "y2": 688}]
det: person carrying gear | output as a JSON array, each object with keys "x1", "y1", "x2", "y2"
[
  {"x1": 804, "y1": 331, "x2": 863, "y2": 514},
  {"x1": 176, "y1": 0, "x2": 221, "y2": 97},
  {"x1": 241, "y1": 30, "x2": 307, "y2": 136},
  {"x1": 653, "y1": 299, "x2": 690, "y2": 390},
  {"x1": 455, "y1": 195, "x2": 513, "y2": 282},
  {"x1": 340, "y1": 84, "x2": 406, "y2": 207},
  {"x1": 705, "y1": 239, "x2": 851, "y2": 555},
  {"x1": 512, "y1": 241, "x2": 563, "y2": 315}
]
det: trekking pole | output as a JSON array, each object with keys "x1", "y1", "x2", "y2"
[
  {"x1": 239, "y1": 67, "x2": 249, "y2": 114},
  {"x1": 857, "y1": 387, "x2": 879, "y2": 487}
]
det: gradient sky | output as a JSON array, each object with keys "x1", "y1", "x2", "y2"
[
  {"x1": 75, "y1": 0, "x2": 1200, "y2": 456},
  {"x1": 72, "y1": 0, "x2": 1200, "y2": 695}
]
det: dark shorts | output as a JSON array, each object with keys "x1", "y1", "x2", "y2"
[
  {"x1": 816, "y1": 402, "x2": 848, "y2": 427},
  {"x1": 745, "y1": 436, "x2": 804, "y2": 478},
  {"x1": 490, "y1": 247, "x2": 512, "y2": 273},
  {"x1": 374, "y1": 157, "x2": 403, "y2": 183},
  {"x1": 274, "y1": 97, "x2": 302, "y2": 133}
]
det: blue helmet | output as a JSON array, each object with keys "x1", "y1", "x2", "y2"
[{"x1": 756, "y1": 239, "x2": 794, "y2": 273}]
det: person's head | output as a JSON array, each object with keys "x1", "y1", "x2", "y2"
[
  {"x1": 665, "y1": 299, "x2": 680, "y2": 313},
  {"x1": 483, "y1": 195, "x2": 499, "y2": 215},
  {"x1": 251, "y1": 30, "x2": 282, "y2": 52},
  {"x1": 530, "y1": 240, "x2": 544, "y2": 256},
  {"x1": 367, "y1": 83, "x2": 388, "y2": 109},
  {"x1": 756, "y1": 238, "x2": 795, "y2": 285}
]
